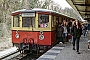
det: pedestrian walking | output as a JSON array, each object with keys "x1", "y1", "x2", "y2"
[
  {"x1": 68, "y1": 20, "x2": 76, "y2": 43},
  {"x1": 72, "y1": 20, "x2": 82, "y2": 54},
  {"x1": 71, "y1": 21, "x2": 75, "y2": 43}
]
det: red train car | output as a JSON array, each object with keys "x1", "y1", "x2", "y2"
[{"x1": 11, "y1": 8, "x2": 73, "y2": 53}]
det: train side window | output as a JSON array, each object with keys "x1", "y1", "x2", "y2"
[
  {"x1": 38, "y1": 14, "x2": 49, "y2": 28},
  {"x1": 56, "y1": 17, "x2": 59, "y2": 24},
  {"x1": 13, "y1": 15, "x2": 20, "y2": 27},
  {"x1": 22, "y1": 17, "x2": 35, "y2": 27}
]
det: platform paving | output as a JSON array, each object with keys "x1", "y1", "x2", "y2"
[
  {"x1": 37, "y1": 45, "x2": 65, "y2": 60},
  {"x1": 54, "y1": 35, "x2": 90, "y2": 60}
]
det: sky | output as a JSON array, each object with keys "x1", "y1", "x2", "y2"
[{"x1": 53, "y1": 0, "x2": 72, "y2": 9}]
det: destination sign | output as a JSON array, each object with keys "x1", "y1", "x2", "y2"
[{"x1": 22, "y1": 13, "x2": 35, "y2": 17}]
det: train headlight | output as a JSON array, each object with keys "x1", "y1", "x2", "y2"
[
  {"x1": 15, "y1": 33, "x2": 19, "y2": 38},
  {"x1": 39, "y1": 35, "x2": 44, "y2": 40},
  {"x1": 15, "y1": 30, "x2": 19, "y2": 38}
]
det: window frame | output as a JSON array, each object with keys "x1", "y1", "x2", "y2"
[
  {"x1": 22, "y1": 17, "x2": 35, "y2": 28},
  {"x1": 52, "y1": 15, "x2": 54, "y2": 27},
  {"x1": 13, "y1": 15, "x2": 20, "y2": 27},
  {"x1": 38, "y1": 14, "x2": 49, "y2": 28}
]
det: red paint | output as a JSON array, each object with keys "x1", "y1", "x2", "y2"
[
  {"x1": 11, "y1": 12, "x2": 21, "y2": 16},
  {"x1": 12, "y1": 30, "x2": 56, "y2": 45}
]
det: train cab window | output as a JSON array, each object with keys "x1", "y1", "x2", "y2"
[
  {"x1": 22, "y1": 13, "x2": 35, "y2": 27},
  {"x1": 13, "y1": 15, "x2": 20, "y2": 27},
  {"x1": 22, "y1": 17, "x2": 35, "y2": 27},
  {"x1": 38, "y1": 14, "x2": 49, "y2": 28}
]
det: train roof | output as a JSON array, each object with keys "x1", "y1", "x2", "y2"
[
  {"x1": 12, "y1": 8, "x2": 74, "y2": 19},
  {"x1": 12, "y1": 8, "x2": 52, "y2": 13}
]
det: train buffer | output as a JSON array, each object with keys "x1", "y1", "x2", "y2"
[{"x1": 0, "y1": 47, "x2": 18, "y2": 59}]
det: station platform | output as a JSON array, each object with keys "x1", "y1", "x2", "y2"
[
  {"x1": 37, "y1": 35, "x2": 90, "y2": 60},
  {"x1": 37, "y1": 44, "x2": 65, "y2": 60},
  {"x1": 0, "y1": 47, "x2": 18, "y2": 59}
]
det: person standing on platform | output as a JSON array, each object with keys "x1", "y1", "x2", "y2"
[
  {"x1": 62, "y1": 20, "x2": 69, "y2": 42},
  {"x1": 68, "y1": 20, "x2": 72, "y2": 34},
  {"x1": 72, "y1": 20, "x2": 82, "y2": 54},
  {"x1": 68, "y1": 20, "x2": 73, "y2": 42},
  {"x1": 82, "y1": 23, "x2": 87, "y2": 37},
  {"x1": 71, "y1": 21, "x2": 75, "y2": 43},
  {"x1": 57, "y1": 23, "x2": 64, "y2": 44}
]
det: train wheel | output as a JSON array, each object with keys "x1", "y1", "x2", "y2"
[{"x1": 18, "y1": 48, "x2": 24, "y2": 57}]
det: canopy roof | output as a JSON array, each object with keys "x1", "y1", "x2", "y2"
[{"x1": 66, "y1": 0, "x2": 90, "y2": 20}]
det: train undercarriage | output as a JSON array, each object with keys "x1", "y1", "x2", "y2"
[{"x1": 13, "y1": 38, "x2": 53, "y2": 56}]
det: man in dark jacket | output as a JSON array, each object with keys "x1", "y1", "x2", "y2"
[{"x1": 57, "y1": 23, "x2": 64, "y2": 44}]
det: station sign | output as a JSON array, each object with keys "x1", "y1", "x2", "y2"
[{"x1": 22, "y1": 13, "x2": 35, "y2": 17}]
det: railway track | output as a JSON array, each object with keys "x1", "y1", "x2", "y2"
[
  {"x1": 0, "y1": 47, "x2": 27, "y2": 60},
  {"x1": 0, "y1": 45, "x2": 62, "y2": 60},
  {"x1": 0, "y1": 43, "x2": 56, "y2": 60},
  {"x1": 0, "y1": 47, "x2": 20, "y2": 60},
  {"x1": 0, "y1": 47, "x2": 45, "y2": 60},
  {"x1": 2, "y1": 51, "x2": 20, "y2": 60},
  {"x1": 10, "y1": 51, "x2": 38, "y2": 60}
]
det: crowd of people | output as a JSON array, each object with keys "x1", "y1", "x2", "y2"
[{"x1": 56, "y1": 19, "x2": 88, "y2": 54}]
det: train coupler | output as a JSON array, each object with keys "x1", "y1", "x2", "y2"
[{"x1": 20, "y1": 38, "x2": 34, "y2": 51}]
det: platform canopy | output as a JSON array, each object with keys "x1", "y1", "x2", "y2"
[{"x1": 66, "y1": 0, "x2": 90, "y2": 20}]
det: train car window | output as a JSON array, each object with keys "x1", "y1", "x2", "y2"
[
  {"x1": 52, "y1": 16, "x2": 54, "y2": 27},
  {"x1": 56, "y1": 17, "x2": 59, "y2": 25},
  {"x1": 38, "y1": 14, "x2": 49, "y2": 28},
  {"x1": 13, "y1": 15, "x2": 20, "y2": 27},
  {"x1": 22, "y1": 17, "x2": 35, "y2": 27}
]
